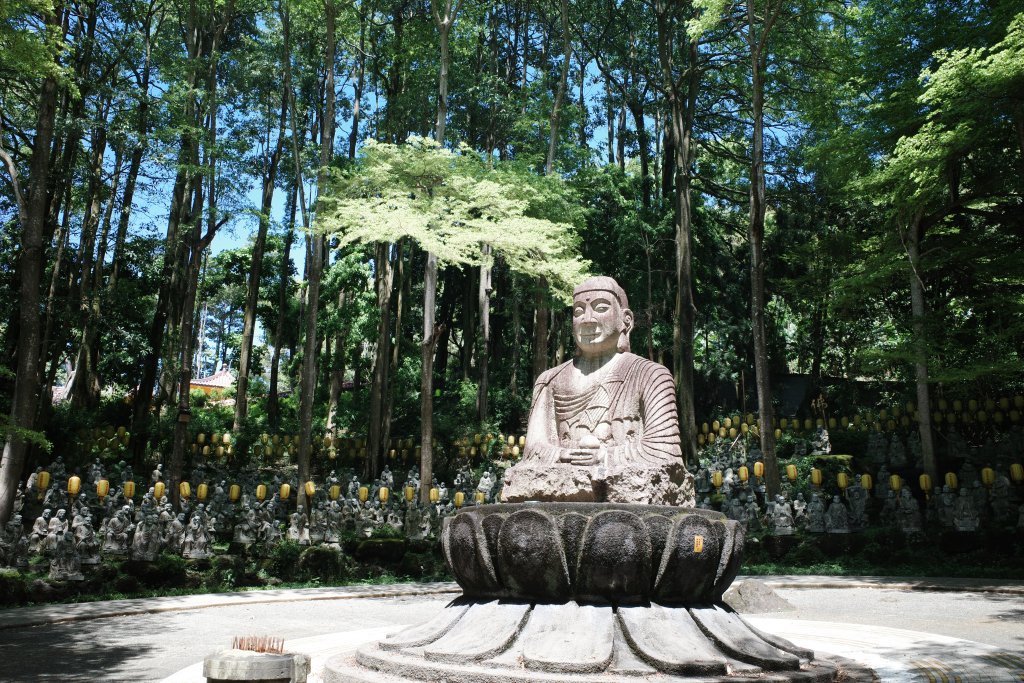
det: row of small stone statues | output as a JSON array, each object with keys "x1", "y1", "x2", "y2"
[
  {"x1": 697, "y1": 476, "x2": 1023, "y2": 537},
  {"x1": 2, "y1": 465, "x2": 503, "y2": 580}
]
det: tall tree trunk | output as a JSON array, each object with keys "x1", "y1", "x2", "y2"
[
  {"x1": 0, "y1": 69, "x2": 59, "y2": 526},
  {"x1": 906, "y1": 215, "x2": 937, "y2": 478},
  {"x1": 234, "y1": 92, "x2": 287, "y2": 432},
  {"x1": 382, "y1": 241, "x2": 409, "y2": 460},
  {"x1": 268, "y1": 185, "x2": 297, "y2": 427},
  {"x1": 656, "y1": 4, "x2": 698, "y2": 467},
  {"x1": 419, "y1": 252, "x2": 439, "y2": 503},
  {"x1": 532, "y1": 277, "x2": 549, "y2": 380},
  {"x1": 748, "y1": 41, "x2": 779, "y2": 498},
  {"x1": 544, "y1": 0, "x2": 570, "y2": 175},
  {"x1": 297, "y1": 0, "x2": 337, "y2": 511},
  {"x1": 367, "y1": 242, "x2": 394, "y2": 478},
  {"x1": 476, "y1": 246, "x2": 493, "y2": 422},
  {"x1": 326, "y1": 289, "x2": 348, "y2": 431}
]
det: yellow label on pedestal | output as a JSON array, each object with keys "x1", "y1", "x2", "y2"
[{"x1": 694, "y1": 535, "x2": 704, "y2": 553}]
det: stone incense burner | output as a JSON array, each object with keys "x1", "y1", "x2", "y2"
[{"x1": 326, "y1": 277, "x2": 840, "y2": 682}]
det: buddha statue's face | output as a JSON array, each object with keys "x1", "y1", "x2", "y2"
[{"x1": 572, "y1": 290, "x2": 631, "y2": 358}]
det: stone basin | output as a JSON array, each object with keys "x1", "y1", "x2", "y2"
[{"x1": 442, "y1": 502, "x2": 744, "y2": 605}]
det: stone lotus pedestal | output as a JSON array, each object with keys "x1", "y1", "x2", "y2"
[{"x1": 325, "y1": 502, "x2": 841, "y2": 682}]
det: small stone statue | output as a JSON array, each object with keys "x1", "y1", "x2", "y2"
[
  {"x1": 938, "y1": 486, "x2": 957, "y2": 528},
  {"x1": 46, "y1": 508, "x2": 69, "y2": 551},
  {"x1": 102, "y1": 506, "x2": 133, "y2": 555},
  {"x1": 875, "y1": 466, "x2": 891, "y2": 500},
  {"x1": 879, "y1": 490, "x2": 898, "y2": 527},
  {"x1": 288, "y1": 505, "x2": 310, "y2": 545},
  {"x1": 165, "y1": 513, "x2": 186, "y2": 554},
  {"x1": 806, "y1": 493, "x2": 826, "y2": 533},
  {"x1": 769, "y1": 495, "x2": 795, "y2": 535},
  {"x1": 887, "y1": 435, "x2": 906, "y2": 468},
  {"x1": 476, "y1": 469, "x2": 497, "y2": 503},
  {"x1": 132, "y1": 511, "x2": 163, "y2": 561},
  {"x1": 846, "y1": 483, "x2": 868, "y2": 532},
  {"x1": 309, "y1": 502, "x2": 328, "y2": 544},
  {"x1": 182, "y1": 507, "x2": 213, "y2": 559},
  {"x1": 29, "y1": 510, "x2": 50, "y2": 554},
  {"x1": 792, "y1": 493, "x2": 807, "y2": 525},
  {"x1": 49, "y1": 530, "x2": 84, "y2": 581},
  {"x1": 896, "y1": 489, "x2": 923, "y2": 537},
  {"x1": 380, "y1": 466, "x2": 394, "y2": 490},
  {"x1": 810, "y1": 427, "x2": 831, "y2": 456},
  {"x1": 953, "y1": 487, "x2": 980, "y2": 532},
  {"x1": 825, "y1": 495, "x2": 850, "y2": 534},
  {"x1": 233, "y1": 505, "x2": 258, "y2": 545},
  {"x1": 74, "y1": 513, "x2": 101, "y2": 564},
  {"x1": 991, "y1": 475, "x2": 1012, "y2": 523}
]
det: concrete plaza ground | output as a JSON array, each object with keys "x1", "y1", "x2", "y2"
[{"x1": 0, "y1": 576, "x2": 1020, "y2": 682}]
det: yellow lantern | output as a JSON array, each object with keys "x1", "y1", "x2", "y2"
[
  {"x1": 305, "y1": 481, "x2": 316, "y2": 498},
  {"x1": 841, "y1": 416, "x2": 849, "y2": 428},
  {"x1": 36, "y1": 470, "x2": 51, "y2": 499},
  {"x1": 123, "y1": 480, "x2": 136, "y2": 498},
  {"x1": 67, "y1": 475, "x2": 81, "y2": 497},
  {"x1": 701, "y1": 422, "x2": 709, "y2": 434},
  {"x1": 860, "y1": 473, "x2": 873, "y2": 490},
  {"x1": 429, "y1": 487, "x2": 440, "y2": 503},
  {"x1": 358, "y1": 486, "x2": 369, "y2": 503},
  {"x1": 785, "y1": 464, "x2": 797, "y2": 482},
  {"x1": 198, "y1": 433, "x2": 207, "y2": 444},
  {"x1": 753, "y1": 461, "x2": 764, "y2": 478},
  {"x1": 329, "y1": 485, "x2": 340, "y2": 501},
  {"x1": 774, "y1": 428, "x2": 782, "y2": 439},
  {"x1": 512, "y1": 446, "x2": 521, "y2": 457},
  {"x1": 1010, "y1": 463, "x2": 1023, "y2": 485},
  {"x1": 254, "y1": 484, "x2": 266, "y2": 502},
  {"x1": 454, "y1": 491, "x2": 465, "y2": 508},
  {"x1": 889, "y1": 474, "x2": 902, "y2": 491},
  {"x1": 853, "y1": 415, "x2": 862, "y2": 426},
  {"x1": 198, "y1": 483, "x2": 209, "y2": 502},
  {"x1": 837, "y1": 472, "x2": 849, "y2": 490},
  {"x1": 518, "y1": 436, "x2": 526, "y2": 448},
  {"x1": 918, "y1": 473, "x2": 932, "y2": 495},
  {"x1": 179, "y1": 481, "x2": 191, "y2": 499},
  {"x1": 712, "y1": 420, "x2": 721, "y2": 432},
  {"x1": 980, "y1": 467, "x2": 995, "y2": 487},
  {"x1": 96, "y1": 479, "x2": 110, "y2": 500},
  {"x1": 968, "y1": 399, "x2": 978, "y2": 412},
  {"x1": 738, "y1": 466, "x2": 749, "y2": 483},
  {"x1": 1014, "y1": 395, "x2": 1024, "y2": 409},
  {"x1": 723, "y1": 417, "x2": 732, "y2": 429},
  {"x1": 153, "y1": 481, "x2": 165, "y2": 499},
  {"x1": 279, "y1": 483, "x2": 291, "y2": 500},
  {"x1": 328, "y1": 448, "x2": 337, "y2": 460},
  {"x1": 804, "y1": 418, "x2": 813, "y2": 431},
  {"x1": 811, "y1": 468, "x2": 823, "y2": 487},
  {"x1": 712, "y1": 471, "x2": 723, "y2": 489},
  {"x1": 707, "y1": 433, "x2": 716, "y2": 444},
  {"x1": 229, "y1": 484, "x2": 241, "y2": 502},
  {"x1": 405, "y1": 485, "x2": 416, "y2": 502},
  {"x1": 828, "y1": 417, "x2": 837, "y2": 429},
  {"x1": 718, "y1": 427, "x2": 727, "y2": 438},
  {"x1": 379, "y1": 486, "x2": 390, "y2": 504},
  {"x1": 697, "y1": 434, "x2": 706, "y2": 446},
  {"x1": 780, "y1": 418, "x2": 788, "y2": 429},
  {"x1": 944, "y1": 472, "x2": 958, "y2": 489},
  {"x1": 474, "y1": 491, "x2": 485, "y2": 504}
]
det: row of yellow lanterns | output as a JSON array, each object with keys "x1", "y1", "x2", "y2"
[{"x1": 708, "y1": 462, "x2": 1023, "y2": 492}]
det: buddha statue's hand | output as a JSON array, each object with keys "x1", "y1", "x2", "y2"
[{"x1": 560, "y1": 448, "x2": 599, "y2": 466}]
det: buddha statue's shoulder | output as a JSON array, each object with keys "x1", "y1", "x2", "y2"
[
  {"x1": 534, "y1": 360, "x2": 575, "y2": 388},
  {"x1": 618, "y1": 352, "x2": 674, "y2": 379}
]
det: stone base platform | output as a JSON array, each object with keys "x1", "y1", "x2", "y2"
[{"x1": 324, "y1": 598, "x2": 846, "y2": 682}]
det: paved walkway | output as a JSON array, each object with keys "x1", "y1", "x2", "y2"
[{"x1": 0, "y1": 576, "x2": 1020, "y2": 682}]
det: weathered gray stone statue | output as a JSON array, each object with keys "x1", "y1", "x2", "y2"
[
  {"x1": 806, "y1": 493, "x2": 826, "y2": 533},
  {"x1": 953, "y1": 487, "x2": 980, "y2": 532},
  {"x1": 896, "y1": 489, "x2": 923, "y2": 537},
  {"x1": 102, "y1": 506, "x2": 133, "y2": 555},
  {"x1": 132, "y1": 511, "x2": 163, "y2": 561},
  {"x1": 182, "y1": 506, "x2": 212, "y2": 559},
  {"x1": 288, "y1": 505, "x2": 310, "y2": 545},
  {"x1": 74, "y1": 513, "x2": 101, "y2": 564},
  {"x1": 501, "y1": 277, "x2": 694, "y2": 506},
  {"x1": 328, "y1": 277, "x2": 841, "y2": 683},
  {"x1": 770, "y1": 494, "x2": 795, "y2": 535},
  {"x1": 49, "y1": 530, "x2": 84, "y2": 581},
  {"x1": 825, "y1": 495, "x2": 850, "y2": 534}
]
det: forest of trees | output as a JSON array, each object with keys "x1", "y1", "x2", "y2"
[{"x1": 1, "y1": 0, "x2": 1022, "y2": 521}]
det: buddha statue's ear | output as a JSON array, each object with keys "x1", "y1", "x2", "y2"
[{"x1": 618, "y1": 307, "x2": 634, "y2": 353}]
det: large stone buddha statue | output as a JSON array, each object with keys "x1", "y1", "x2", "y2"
[{"x1": 501, "y1": 276, "x2": 695, "y2": 506}]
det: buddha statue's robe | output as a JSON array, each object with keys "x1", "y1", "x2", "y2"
[{"x1": 501, "y1": 352, "x2": 694, "y2": 506}]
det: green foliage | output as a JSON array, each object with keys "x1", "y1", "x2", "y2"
[{"x1": 319, "y1": 137, "x2": 591, "y2": 302}]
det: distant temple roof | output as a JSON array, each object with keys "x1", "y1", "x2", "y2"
[{"x1": 190, "y1": 367, "x2": 235, "y2": 390}]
